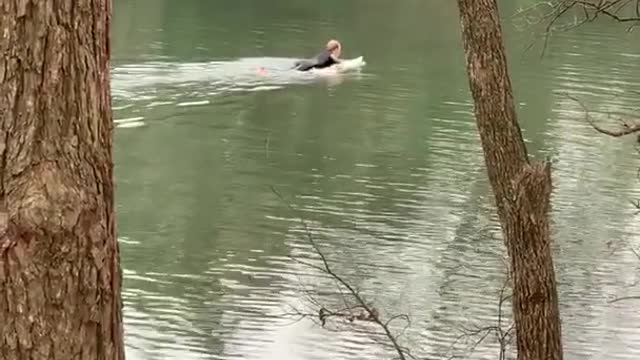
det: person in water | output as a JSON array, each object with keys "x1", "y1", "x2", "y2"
[{"x1": 293, "y1": 39, "x2": 342, "y2": 71}]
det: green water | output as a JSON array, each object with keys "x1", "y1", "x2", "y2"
[{"x1": 111, "y1": 1, "x2": 640, "y2": 359}]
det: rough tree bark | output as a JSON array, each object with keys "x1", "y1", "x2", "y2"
[
  {"x1": 0, "y1": 1, "x2": 124, "y2": 359},
  {"x1": 455, "y1": 1, "x2": 563, "y2": 359}
]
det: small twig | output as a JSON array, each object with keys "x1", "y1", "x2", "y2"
[
  {"x1": 610, "y1": 295, "x2": 640, "y2": 303},
  {"x1": 264, "y1": 135, "x2": 271, "y2": 159},
  {"x1": 289, "y1": 256, "x2": 331, "y2": 275}
]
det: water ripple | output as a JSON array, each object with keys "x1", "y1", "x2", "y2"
[{"x1": 116, "y1": 3, "x2": 640, "y2": 359}]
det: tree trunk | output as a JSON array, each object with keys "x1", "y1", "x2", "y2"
[
  {"x1": 455, "y1": 1, "x2": 563, "y2": 359},
  {"x1": 0, "y1": 1, "x2": 124, "y2": 359}
]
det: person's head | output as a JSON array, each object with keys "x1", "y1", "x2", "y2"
[{"x1": 326, "y1": 39, "x2": 342, "y2": 57}]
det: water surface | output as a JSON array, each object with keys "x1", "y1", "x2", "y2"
[{"x1": 112, "y1": 1, "x2": 640, "y2": 359}]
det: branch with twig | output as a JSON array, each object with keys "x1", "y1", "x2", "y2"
[
  {"x1": 563, "y1": 93, "x2": 640, "y2": 217},
  {"x1": 513, "y1": 0, "x2": 640, "y2": 57},
  {"x1": 446, "y1": 272, "x2": 515, "y2": 360},
  {"x1": 565, "y1": 93, "x2": 640, "y2": 137},
  {"x1": 271, "y1": 186, "x2": 415, "y2": 360},
  {"x1": 562, "y1": 93, "x2": 640, "y2": 305},
  {"x1": 570, "y1": 0, "x2": 640, "y2": 23},
  {"x1": 515, "y1": 1, "x2": 640, "y2": 25},
  {"x1": 610, "y1": 295, "x2": 640, "y2": 303},
  {"x1": 272, "y1": 186, "x2": 524, "y2": 359}
]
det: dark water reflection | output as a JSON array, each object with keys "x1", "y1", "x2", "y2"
[{"x1": 112, "y1": 0, "x2": 640, "y2": 359}]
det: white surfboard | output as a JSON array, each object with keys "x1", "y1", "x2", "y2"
[{"x1": 311, "y1": 56, "x2": 366, "y2": 74}]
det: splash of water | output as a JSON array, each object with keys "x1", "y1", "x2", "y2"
[{"x1": 110, "y1": 57, "x2": 367, "y2": 128}]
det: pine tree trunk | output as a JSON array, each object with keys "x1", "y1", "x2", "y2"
[
  {"x1": 455, "y1": 0, "x2": 563, "y2": 359},
  {"x1": 0, "y1": 1, "x2": 124, "y2": 359}
]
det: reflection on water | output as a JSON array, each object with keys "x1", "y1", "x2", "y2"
[{"x1": 112, "y1": 0, "x2": 640, "y2": 359}]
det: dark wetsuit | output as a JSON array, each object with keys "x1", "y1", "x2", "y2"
[{"x1": 294, "y1": 49, "x2": 339, "y2": 71}]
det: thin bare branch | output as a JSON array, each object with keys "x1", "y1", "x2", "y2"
[
  {"x1": 447, "y1": 270, "x2": 514, "y2": 359},
  {"x1": 628, "y1": 242, "x2": 640, "y2": 260},
  {"x1": 271, "y1": 186, "x2": 413, "y2": 360},
  {"x1": 566, "y1": 93, "x2": 640, "y2": 137},
  {"x1": 516, "y1": 0, "x2": 640, "y2": 56},
  {"x1": 384, "y1": 314, "x2": 411, "y2": 328},
  {"x1": 610, "y1": 295, "x2": 640, "y2": 303},
  {"x1": 572, "y1": 0, "x2": 640, "y2": 22},
  {"x1": 289, "y1": 255, "x2": 331, "y2": 275}
]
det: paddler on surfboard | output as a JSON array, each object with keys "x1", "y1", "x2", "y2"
[
  {"x1": 292, "y1": 39, "x2": 342, "y2": 71},
  {"x1": 256, "y1": 39, "x2": 343, "y2": 75}
]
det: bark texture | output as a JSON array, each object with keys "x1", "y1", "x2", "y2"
[
  {"x1": 0, "y1": 1, "x2": 124, "y2": 359},
  {"x1": 455, "y1": 1, "x2": 563, "y2": 359}
]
